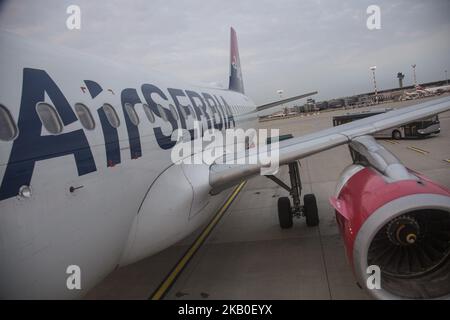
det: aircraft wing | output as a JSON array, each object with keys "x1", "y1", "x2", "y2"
[
  {"x1": 255, "y1": 91, "x2": 318, "y2": 112},
  {"x1": 209, "y1": 96, "x2": 450, "y2": 194}
]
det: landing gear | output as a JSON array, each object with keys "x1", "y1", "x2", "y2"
[
  {"x1": 392, "y1": 130, "x2": 402, "y2": 140},
  {"x1": 278, "y1": 197, "x2": 293, "y2": 229},
  {"x1": 267, "y1": 161, "x2": 320, "y2": 228},
  {"x1": 304, "y1": 194, "x2": 319, "y2": 227}
]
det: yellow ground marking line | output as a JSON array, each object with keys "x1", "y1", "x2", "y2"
[
  {"x1": 407, "y1": 146, "x2": 430, "y2": 155},
  {"x1": 150, "y1": 181, "x2": 247, "y2": 300},
  {"x1": 386, "y1": 140, "x2": 399, "y2": 144}
]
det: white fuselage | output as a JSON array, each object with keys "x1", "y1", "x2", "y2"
[{"x1": 0, "y1": 32, "x2": 257, "y2": 299}]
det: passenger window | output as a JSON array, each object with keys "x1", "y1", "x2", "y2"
[
  {"x1": 102, "y1": 103, "x2": 120, "y2": 128},
  {"x1": 191, "y1": 105, "x2": 198, "y2": 117},
  {"x1": 36, "y1": 102, "x2": 63, "y2": 134},
  {"x1": 169, "y1": 104, "x2": 179, "y2": 120},
  {"x1": 125, "y1": 103, "x2": 140, "y2": 126},
  {"x1": 157, "y1": 104, "x2": 168, "y2": 121},
  {"x1": 199, "y1": 106, "x2": 207, "y2": 117},
  {"x1": 143, "y1": 104, "x2": 155, "y2": 123},
  {"x1": 0, "y1": 104, "x2": 18, "y2": 141},
  {"x1": 179, "y1": 105, "x2": 187, "y2": 119},
  {"x1": 186, "y1": 105, "x2": 194, "y2": 117},
  {"x1": 74, "y1": 103, "x2": 95, "y2": 130}
]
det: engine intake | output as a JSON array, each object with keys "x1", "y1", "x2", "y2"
[
  {"x1": 355, "y1": 197, "x2": 450, "y2": 299},
  {"x1": 331, "y1": 136, "x2": 450, "y2": 299}
]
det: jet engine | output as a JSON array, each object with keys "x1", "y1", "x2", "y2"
[{"x1": 330, "y1": 136, "x2": 450, "y2": 299}]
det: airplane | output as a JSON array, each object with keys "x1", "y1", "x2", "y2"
[
  {"x1": 404, "y1": 84, "x2": 450, "y2": 100},
  {"x1": 1, "y1": 27, "x2": 450, "y2": 300},
  {"x1": 401, "y1": 85, "x2": 428, "y2": 99},
  {"x1": 415, "y1": 84, "x2": 450, "y2": 95}
]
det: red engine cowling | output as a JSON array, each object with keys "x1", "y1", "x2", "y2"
[{"x1": 331, "y1": 164, "x2": 450, "y2": 299}]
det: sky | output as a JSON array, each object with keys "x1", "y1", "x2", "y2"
[{"x1": 1, "y1": 0, "x2": 449, "y2": 105}]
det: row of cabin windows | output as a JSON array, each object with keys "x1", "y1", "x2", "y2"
[{"x1": 0, "y1": 102, "x2": 249, "y2": 141}]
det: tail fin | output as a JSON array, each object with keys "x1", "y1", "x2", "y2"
[{"x1": 228, "y1": 27, "x2": 245, "y2": 94}]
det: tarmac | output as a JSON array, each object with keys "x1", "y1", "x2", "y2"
[{"x1": 85, "y1": 94, "x2": 450, "y2": 300}]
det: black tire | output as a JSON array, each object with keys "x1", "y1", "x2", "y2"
[
  {"x1": 278, "y1": 197, "x2": 293, "y2": 229},
  {"x1": 392, "y1": 130, "x2": 401, "y2": 140},
  {"x1": 304, "y1": 194, "x2": 319, "y2": 227}
]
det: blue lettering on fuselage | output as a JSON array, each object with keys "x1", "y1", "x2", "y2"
[
  {"x1": 121, "y1": 88, "x2": 142, "y2": 159},
  {"x1": 141, "y1": 83, "x2": 178, "y2": 150},
  {"x1": 97, "y1": 106, "x2": 121, "y2": 167},
  {"x1": 0, "y1": 68, "x2": 236, "y2": 201},
  {"x1": 0, "y1": 68, "x2": 97, "y2": 200}
]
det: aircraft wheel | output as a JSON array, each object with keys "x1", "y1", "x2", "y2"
[
  {"x1": 304, "y1": 194, "x2": 319, "y2": 227},
  {"x1": 278, "y1": 197, "x2": 293, "y2": 229},
  {"x1": 392, "y1": 130, "x2": 401, "y2": 140}
]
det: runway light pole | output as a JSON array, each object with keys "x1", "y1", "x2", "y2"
[
  {"x1": 411, "y1": 64, "x2": 417, "y2": 86},
  {"x1": 369, "y1": 66, "x2": 378, "y2": 104}
]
